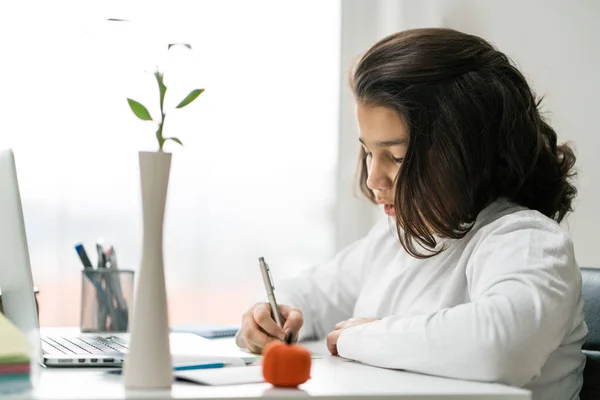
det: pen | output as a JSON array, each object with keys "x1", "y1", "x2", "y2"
[
  {"x1": 96, "y1": 241, "x2": 111, "y2": 330},
  {"x1": 106, "y1": 246, "x2": 128, "y2": 331},
  {"x1": 75, "y1": 244, "x2": 94, "y2": 269},
  {"x1": 108, "y1": 362, "x2": 227, "y2": 375},
  {"x1": 107, "y1": 246, "x2": 127, "y2": 309},
  {"x1": 259, "y1": 257, "x2": 283, "y2": 328},
  {"x1": 96, "y1": 241, "x2": 108, "y2": 269},
  {"x1": 173, "y1": 363, "x2": 226, "y2": 371}
]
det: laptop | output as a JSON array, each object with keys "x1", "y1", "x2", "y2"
[{"x1": 0, "y1": 148, "x2": 256, "y2": 367}]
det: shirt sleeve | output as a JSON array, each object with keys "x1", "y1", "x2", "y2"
[
  {"x1": 336, "y1": 217, "x2": 582, "y2": 387},
  {"x1": 274, "y1": 218, "x2": 387, "y2": 342}
]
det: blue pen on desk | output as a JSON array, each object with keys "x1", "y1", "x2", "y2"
[
  {"x1": 173, "y1": 363, "x2": 226, "y2": 371},
  {"x1": 107, "y1": 362, "x2": 226, "y2": 376}
]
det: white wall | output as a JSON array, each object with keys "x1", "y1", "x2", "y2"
[
  {"x1": 335, "y1": 1, "x2": 381, "y2": 251},
  {"x1": 436, "y1": 0, "x2": 600, "y2": 267},
  {"x1": 339, "y1": 0, "x2": 600, "y2": 267}
]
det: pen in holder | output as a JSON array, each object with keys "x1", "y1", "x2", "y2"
[{"x1": 80, "y1": 269, "x2": 134, "y2": 333}]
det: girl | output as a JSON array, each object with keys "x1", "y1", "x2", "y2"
[{"x1": 236, "y1": 28, "x2": 586, "y2": 400}]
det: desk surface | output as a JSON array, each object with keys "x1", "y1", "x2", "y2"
[{"x1": 6, "y1": 331, "x2": 530, "y2": 400}]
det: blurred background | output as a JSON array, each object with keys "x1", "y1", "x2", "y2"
[{"x1": 0, "y1": 0, "x2": 598, "y2": 327}]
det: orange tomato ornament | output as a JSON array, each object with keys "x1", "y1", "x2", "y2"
[{"x1": 262, "y1": 330, "x2": 311, "y2": 387}]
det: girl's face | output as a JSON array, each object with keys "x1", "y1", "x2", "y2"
[{"x1": 356, "y1": 103, "x2": 409, "y2": 217}]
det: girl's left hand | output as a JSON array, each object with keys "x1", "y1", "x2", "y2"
[{"x1": 327, "y1": 317, "x2": 380, "y2": 355}]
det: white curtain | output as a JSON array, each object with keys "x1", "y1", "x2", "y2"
[{"x1": 0, "y1": 1, "x2": 342, "y2": 326}]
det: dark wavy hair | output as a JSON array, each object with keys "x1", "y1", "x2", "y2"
[{"x1": 351, "y1": 28, "x2": 577, "y2": 258}]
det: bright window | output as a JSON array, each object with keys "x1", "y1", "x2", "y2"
[{"x1": 0, "y1": 1, "x2": 341, "y2": 327}]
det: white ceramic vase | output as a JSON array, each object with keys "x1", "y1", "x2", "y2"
[{"x1": 123, "y1": 151, "x2": 173, "y2": 389}]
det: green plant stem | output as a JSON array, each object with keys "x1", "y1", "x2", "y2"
[
  {"x1": 155, "y1": 71, "x2": 167, "y2": 152},
  {"x1": 156, "y1": 113, "x2": 166, "y2": 151},
  {"x1": 159, "y1": 92, "x2": 165, "y2": 116}
]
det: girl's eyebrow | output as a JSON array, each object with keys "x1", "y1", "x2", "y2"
[{"x1": 359, "y1": 137, "x2": 408, "y2": 147}]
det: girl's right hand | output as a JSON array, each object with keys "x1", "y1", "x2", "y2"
[{"x1": 236, "y1": 302, "x2": 304, "y2": 354}]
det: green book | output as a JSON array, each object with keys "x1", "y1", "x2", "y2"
[
  {"x1": 0, "y1": 314, "x2": 30, "y2": 366},
  {"x1": 0, "y1": 356, "x2": 29, "y2": 365}
]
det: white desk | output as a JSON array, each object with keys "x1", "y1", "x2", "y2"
[{"x1": 7, "y1": 334, "x2": 530, "y2": 400}]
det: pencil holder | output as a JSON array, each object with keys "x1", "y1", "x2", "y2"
[{"x1": 80, "y1": 269, "x2": 135, "y2": 333}]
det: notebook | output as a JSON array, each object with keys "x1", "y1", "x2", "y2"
[
  {"x1": 0, "y1": 314, "x2": 31, "y2": 393},
  {"x1": 0, "y1": 314, "x2": 30, "y2": 365},
  {"x1": 175, "y1": 365, "x2": 264, "y2": 386},
  {"x1": 170, "y1": 324, "x2": 239, "y2": 339}
]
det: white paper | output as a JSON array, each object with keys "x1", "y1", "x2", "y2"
[
  {"x1": 168, "y1": 333, "x2": 257, "y2": 364},
  {"x1": 175, "y1": 366, "x2": 264, "y2": 386},
  {"x1": 171, "y1": 354, "x2": 246, "y2": 368}
]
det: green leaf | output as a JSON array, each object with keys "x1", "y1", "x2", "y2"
[
  {"x1": 165, "y1": 137, "x2": 183, "y2": 146},
  {"x1": 127, "y1": 99, "x2": 153, "y2": 121},
  {"x1": 176, "y1": 89, "x2": 204, "y2": 109}
]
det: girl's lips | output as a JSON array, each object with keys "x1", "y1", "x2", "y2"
[{"x1": 384, "y1": 204, "x2": 395, "y2": 217}]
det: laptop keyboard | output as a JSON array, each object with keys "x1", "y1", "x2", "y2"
[{"x1": 42, "y1": 335, "x2": 128, "y2": 355}]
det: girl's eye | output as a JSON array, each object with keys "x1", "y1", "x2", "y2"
[{"x1": 391, "y1": 156, "x2": 404, "y2": 165}]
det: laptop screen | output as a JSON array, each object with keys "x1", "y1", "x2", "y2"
[{"x1": 0, "y1": 148, "x2": 43, "y2": 364}]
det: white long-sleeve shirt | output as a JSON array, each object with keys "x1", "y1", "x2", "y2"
[{"x1": 271, "y1": 198, "x2": 588, "y2": 400}]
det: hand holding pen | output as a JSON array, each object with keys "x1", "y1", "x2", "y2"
[{"x1": 235, "y1": 257, "x2": 304, "y2": 354}]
